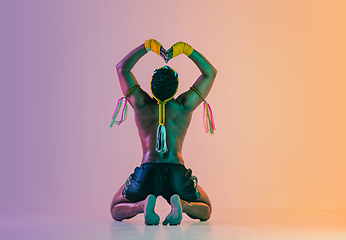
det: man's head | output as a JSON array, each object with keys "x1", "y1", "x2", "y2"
[{"x1": 150, "y1": 66, "x2": 179, "y2": 102}]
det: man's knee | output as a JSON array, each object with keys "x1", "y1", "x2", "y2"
[
  {"x1": 196, "y1": 185, "x2": 212, "y2": 211},
  {"x1": 200, "y1": 204, "x2": 211, "y2": 221},
  {"x1": 110, "y1": 204, "x2": 123, "y2": 221}
]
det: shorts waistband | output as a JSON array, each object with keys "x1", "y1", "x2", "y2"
[{"x1": 140, "y1": 162, "x2": 185, "y2": 167}]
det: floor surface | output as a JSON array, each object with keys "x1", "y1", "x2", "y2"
[{"x1": 1, "y1": 202, "x2": 346, "y2": 240}]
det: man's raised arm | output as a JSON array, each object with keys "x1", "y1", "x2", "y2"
[
  {"x1": 169, "y1": 42, "x2": 217, "y2": 111},
  {"x1": 116, "y1": 43, "x2": 147, "y2": 96},
  {"x1": 116, "y1": 39, "x2": 166, "y2": 110},
  {"x1": 189, "y1": 49, "x2": 217, "y2": 98}
]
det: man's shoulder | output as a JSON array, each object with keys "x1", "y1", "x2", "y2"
[{"x1": 135, "y1": 98, "x2": 191, "y2": 118}]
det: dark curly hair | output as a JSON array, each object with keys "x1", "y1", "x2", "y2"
[{"x1": 150, "y1": 66, "x2": 179, "y2": 102}]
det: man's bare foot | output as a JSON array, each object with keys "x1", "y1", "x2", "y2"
[
  {"x1": 163, "y1": 194, "x2": 182, "y2": 226},
  {"x1": 144, "y1": 195, "x2": 160, "y2": 225}
]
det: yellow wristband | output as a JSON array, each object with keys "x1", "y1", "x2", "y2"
[
  {"x1": 172, "y1": 42, "x2": 194, "y2": 58},
  {"x1": 144, "y1": 39, "x2": 162, "y2": 56}
]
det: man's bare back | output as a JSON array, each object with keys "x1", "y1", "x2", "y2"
[
  {"x1": 134, "y1": 97, "x2": 193, "y2": 165},
  {"x1": 110, "y1": 39, "x2": 217, "y2": 225}
]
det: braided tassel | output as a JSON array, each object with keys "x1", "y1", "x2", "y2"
[
  {"x1": 110, "y1": 97, "x2": 128, "y2": 127},
  {"x1": 203, "y1": 101, "x2": 216, "y2": 134},
  {"x1": 156, "y1": 124, "x2": 168, "y2": 153},
  {"x1": 155, "y1": 102, "x2": 168, "y2": 153}
]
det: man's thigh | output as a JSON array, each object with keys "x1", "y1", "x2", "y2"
[
  {"x1": 110, "y1": 183, "x2": 131, "y2": 210},
  {"x1": 194, "y1": 184, "x2": 212, "y2": 211}
]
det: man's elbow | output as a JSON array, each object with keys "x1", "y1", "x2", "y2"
[
  {"x1": 209, "y1": 67, "x2": 217, "y2": 78},
  {"x1": 115, "y1": 62, "x2": 124, "y2": 73},
  {"x1": 204, "y1": 68, "x2": 217, "y2": 79},
  {"x1": 213, "y1": 67, "x2": 217, "y2": 76}
]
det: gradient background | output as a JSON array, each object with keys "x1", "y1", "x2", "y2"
[{"x1": 1, "y1": 0, "x2": 345, "y2": 212}]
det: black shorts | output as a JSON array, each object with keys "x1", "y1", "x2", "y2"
[{"x1": 122, "y1": 162, "x2": 201, "y2": 203}]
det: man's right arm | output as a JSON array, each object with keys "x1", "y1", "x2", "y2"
[
  {"x1": 176, "y1": 47, "x2": 217, "y2": 112},
  {"x1": 116, "y1": 44, "x2": 151, "y2": 111}
]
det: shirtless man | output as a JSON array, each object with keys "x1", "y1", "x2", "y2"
[{"x1": 110, "y1": 39, "x2": 217, "y2": 225}]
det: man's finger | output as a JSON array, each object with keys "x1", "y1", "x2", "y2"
[
  {"x1": 160, "y1": 46, "x2": 166, "y2": 54},
  {"x1": 167, "y1": 52, "x2": 173, "y2": 62},
  {"x1": 160, "y1": 49, "x2": 167, "y2": 57},
  {"x1": 161, "y1": 54, "x2": 167, "y2": 61},
  {"x1": 160, "y1": 52, "x2": 168, "y2": 63},
  {"x1": 160, "y1": 47, "x2": 169, "y2": 61},
  {"x1": 164, "y1": 48, "x2": 172, "y2": 62}
]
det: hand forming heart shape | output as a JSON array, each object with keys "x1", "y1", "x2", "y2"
[
  {"x1": 159, "y1": 46, "x2": 174, "y2": 63},
  {"x1": 149, "y1": 40, "x2": 193, "y2": 63}
]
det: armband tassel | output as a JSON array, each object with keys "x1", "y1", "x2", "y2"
[
  {"x1": 110, "y1": 85, "x2": 140, "y2": 127},
  {"x1": 190, "y1": 87, "x2": 216, "y2": 134}
]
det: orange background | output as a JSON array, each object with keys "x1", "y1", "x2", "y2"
[{"x1": 1, "y1": 0, "x2": 345, "y2": 211}]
